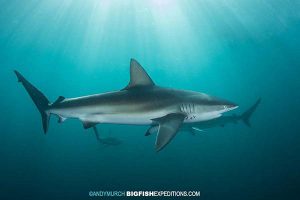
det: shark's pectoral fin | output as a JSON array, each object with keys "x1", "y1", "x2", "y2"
[
  {"x1": 122, "y1": 59, "x2": 155, "y2": 90},
  {"x1": 153, "y1": 113, "x2": 185, "y2": 152},
  {"x1": 145, "y1": 125, "x2": 159, "y2": 136}
]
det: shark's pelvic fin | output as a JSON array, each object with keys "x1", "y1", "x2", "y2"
[
  {"x1": 57, "y1": 115, "x2": 67, "y2": 123},
  {"x1": 123, "y1": 59, "x2": 155, "y2": 90},
  {"x1": 153, "y1": 113, "x2": 185, "y2": 152},
  {"x1": 82, "y1": 121, "x2": 97, "y2": 129}
]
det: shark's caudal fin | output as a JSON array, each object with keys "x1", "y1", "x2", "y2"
[
  {"x1": 14, "y1": 70, "x2": 51, "y2": 133},
  {"x1": 240, "y1": 98, "x2": 261, "y2": 127}
]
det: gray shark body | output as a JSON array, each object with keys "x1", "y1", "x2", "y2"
[
  {"x1": 15, "y1": 59, "x2": 238, "y2": 151},
  {"x1": 51, "y1": 87, "x2": 235, "y2": 125}
]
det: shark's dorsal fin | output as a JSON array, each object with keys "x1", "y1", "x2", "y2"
[
  {"x1": 52, "y1": 96, "x2": 65, "y2": 106},
  {"x1": 123, "y1": 59, "x2": 155, "y2": 90}
]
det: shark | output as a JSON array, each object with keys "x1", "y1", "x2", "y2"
[
  {"x1": 14, "y1": 59, "x2": 238, "y2": 151},
  {"x1": 145, "y1": 98, "x2": 261, "y2": 136}
]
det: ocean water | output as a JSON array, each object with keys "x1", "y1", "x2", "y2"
[{"x1": 0, "y1": 0, "x2": 299, "y2": 199}]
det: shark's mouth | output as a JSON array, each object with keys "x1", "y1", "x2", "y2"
[{"x1": 225, "y1": 105, "x2": 239, "y2": 112}]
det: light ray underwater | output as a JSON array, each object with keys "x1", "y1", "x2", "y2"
[{"x1": 0, "y1": 0, "x2": 299, "y2": 199}]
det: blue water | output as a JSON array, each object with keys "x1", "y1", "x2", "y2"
[{"x1": 0, "y1": 0, "x2": 299, "y2": 199}]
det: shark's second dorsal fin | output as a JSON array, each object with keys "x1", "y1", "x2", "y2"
[
  {"x1": 52, "y1": 96, "x2": 65, "y2": 106},
  {"x1": 123, "y1": 59, "x2": 155, "y2": 90}
]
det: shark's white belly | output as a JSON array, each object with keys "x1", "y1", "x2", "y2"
[
  {"x1": 84, "y1": 114, "x2": 153, "y2": 125},
  {"x1": 80, "y1": 112, "x2": 221, "y2": 125},
  {"x1": 51, "y1": 104, "x2": 224, "y2": 125},
  {"x1": 68, "y1": 110, "x2": 169, "y2": 125}
]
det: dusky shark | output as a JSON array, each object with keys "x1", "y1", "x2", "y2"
[
  {"x1": 14, "y1": 59, "x2": 238, "y2": 151},
  {"x1": 145, "y1": 98, "x2": 261, "y2": 136}
]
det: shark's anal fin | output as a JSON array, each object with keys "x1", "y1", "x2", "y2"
[
  {"x1": 122, "y1": 59, "x2": 155, "y2": 90},
  {"x1": 153, "y1": 113, "x2": 185, "y2": 152},
  {"x1": 57, "y1": 115, "x2": 67, "y2": 123}
]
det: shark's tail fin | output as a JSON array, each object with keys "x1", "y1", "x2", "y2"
[
  {"x1": 14, "y1": 70, "x2": 51, "y2": 133},
  {"x1": 240, "y1": 98, "x2": 261, "y2": 127}
]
